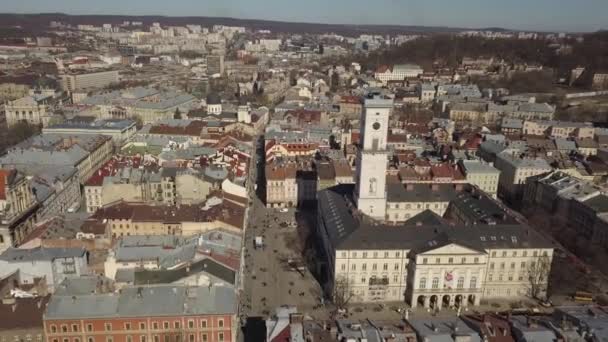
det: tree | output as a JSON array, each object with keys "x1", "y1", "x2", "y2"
[
  {"x1": 173, "y1": 108, "x2": 182, "y2": 120},
  {"x1": 130, "y1": 115, "x2": 144, "y2": 129},
  {"x1": 332, "y1": 276, "x2": 355, "y2": 310},
  {"x1": 7, "y1": 121, "x2": 39, "y2": 145},
  {"x1": 330, "y1": 70, "x2": 340, "y2": 93},
  {"x1": 525, "y1": 254, "x2": 552, "y2": 300},
  {"x1": 289, "y1": 69, "x2": 298, "y2": 86}
]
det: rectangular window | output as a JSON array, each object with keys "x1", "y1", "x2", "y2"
[
  {"x1": 174, "y1": 322, "x2": 180, "y2": 329},
  {"x1": 87, "y1": 324, "x2": 93, "y2": 332},
  {"x1": 422, "y1": 258, "x2": 428, "y2": 264},
  {"x1": 163, "y1": 322, "x2": 169, "y2": 330},
  {"x1": 383, "y1": 263, "x2": 388, "y2": 271},
  {"x1": 448, "y1": 258, "x2": 453, "y2": 264},
  {"x1": 218, "y1": 333, "x2": 224, "y2": 342},
  {"x1": 105, "y1": 323, "x2": 112, "y2": 332},
  {"x1": 140, "y1": 336, "x2": 146, "y2": 342},
  {"x1": 188, "y1": 335, "x2": 194, "y2": 342},
  {"x1": 140, "y1": 323, "x2": 146, "y2": 330},
  {"x1": 372, "y1": 264, "x2": 377, "y2": 271},
  {"x1": 218, "y1": 319, "x2": 224, "y2": 328},
  {"x1": 362, "y1": 264, "x2": 367, "y2": 271},
  {"x1": 351, "y1": 264, "x2": 356, "y2": 271},
  {"x1": 202, "y1": 334, "x2": 208, "y2": 342},
  {"x1": 474, "y1": 257, "x2": 479, "y2": 263},
  {"x1": 106, "y1": 338, "x2": 113, "y2": 342},
  {"x1": 435, "y1": 258, "x2": 441, "y2": 264},
  {"x1": 125, "y1": 323, "x2": 132, "y2": 330},
  {"x1": 394, "y1": 263, "x2": 399, "y2": 271},
  {"x1": 72, "y1": 325, "x2": 79, "y2": 332},
  {"x1": 154, "y1": 337, "x2": 159, "y2": 342},
  {"x1": 188, "y1": 321, "x2": 194, "y2": 329},
  {"x1": 127, "y1": 337, "x2": 132, "y2": 342},
  {"x1": 201, "y1": 320, "x2": 207, "y2": 328}
]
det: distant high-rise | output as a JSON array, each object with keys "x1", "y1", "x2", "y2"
[{"x1": 207, "y1": 55, "x2": 225, "y2": 76}]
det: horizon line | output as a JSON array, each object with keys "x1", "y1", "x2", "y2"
[{"x1": 0, "y1": 11, "x2": 596, "y2": 34}]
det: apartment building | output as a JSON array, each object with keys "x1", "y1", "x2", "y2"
[
  {"x1": 494, "y1": 154, "x2": 552, "y2": 203},
  {"x1": 0, "y1": 247, "x2": 88, "y2": 292},
  {"x1": 0, "y1": 169, "x2": 38, "y2": 250},
  {"x1": 43, "y1": 285, "x2": 237, "y2": 342},
  {"x1": 265, "y1": 163, "x2": 298, "y2": 208},
  {"x1": 0, "y1": 134, "x2": 113, "y2": 185},
  {"x1": 523, "y1": 171, "x2": 600, "y2": 216},
  {"x1": 458, "y1": 159, "x2": 500, "y2": 197},
  {"x1": 81, "y1": 87, "x2": 197, "y2": 125},
  {"x1": 43, "y1": 118, "x2": 137, "y2": 147},
  {"x1": 0, "y1": 296, "x2": 50, "y2": 342},
  {"x1": 374, "y1": 64, "x2": 423, "y2": 83},
  {"x1": 449, "y1": 103, "x2": 487, "y2": 124},
  {"x1": 86, "y1": 199, "x2": 245, "y2": 237},
  {"x1": 61, "y1": 70, "x2": 120, "y2": 92}
]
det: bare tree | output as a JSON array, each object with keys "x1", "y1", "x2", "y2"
[
  {"x1": 525, "y1": 254, "x2": 552, "y2": 300},
  {"x1": 332, "y1": 276, "x2": 355, "y2": 310}
]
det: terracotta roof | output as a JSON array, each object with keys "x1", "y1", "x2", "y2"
[
  {"x1": 332, "y1": 160, "x2": 353, "y2": 178},
  {"x1": 376, "y1": 65, "x2": 391, "y2": 73},
  {"x1": 266, "y1": 163, "x2": 297, "y2": 180},
  {"x1": 0, "y1": 296, "x2": 51, "y2": 330},
  {"x1": 388, "y1": 134, "x2": 408, "y2": 143},
  {"x1": 284, "y1": 109, "x2": 322, "y2": 125},
  {"x1": 91, "y1": 200, "x2": 245, "y2": 229},
  {"x1": 340, "y1": 96, "x2": 362, "y2": 105},
  {"x1": 85, "y1": 155, "x2": 144, "y2": 186}
]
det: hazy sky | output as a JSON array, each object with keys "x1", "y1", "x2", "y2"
[{"x1": 4, "y1": 0, "x2": 607, "y2": 32}]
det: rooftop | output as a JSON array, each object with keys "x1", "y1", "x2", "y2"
[{"x1": 44, "y1": 284, "x2": 236, "y2": 320}]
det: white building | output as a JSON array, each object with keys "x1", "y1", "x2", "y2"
[
  {"x1": 459, "y1": 159, "x2": 501, "y2": 197},
  {"x1": 4, "y1": 94, "x2": 53, "y2": 127},
  {"x1": 374, "y1": 64, "x2": 423, "y2": 84}
]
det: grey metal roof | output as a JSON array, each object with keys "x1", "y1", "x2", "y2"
[
  {"x1": 45, "y1": 284, "x2": 236, "y2": 319},
  {"x1": 0, "y1": 247, "x2": 86, "y2": 262},
  {"x1": 409, "y1": 317, "x2": 481, "y2": 342},
  {"x1": 386, "y1": 183, "x2": 457, "y2": 203},
  {"x1": 317, "y1": 185, "x2": 553, "y2": 251},
  {"x1": 55, "y1": 275, "x2": 114, "y2": 296}
]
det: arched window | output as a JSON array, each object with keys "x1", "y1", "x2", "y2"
[
  {"x1": 470, "y1": 276, "x2": 477, "y2": 289},
  {"x1": 432, "y1": 277, "x2": 439, "y2": 289},
  {"x1": 419, "y1": 278, "x2": 426, "y2": 289},
  {"x1": 457, "y1": 277, "x2": 464, "y2": 289}
]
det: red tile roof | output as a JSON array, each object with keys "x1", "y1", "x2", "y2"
[
  {"x1": 340, "y1": 95, "x2": 362, "y2": 105},
  {"x1": 85, "y1": 155, "x2": 144, "y2": 186}
]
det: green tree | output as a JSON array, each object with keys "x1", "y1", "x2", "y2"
[{"x1": 7, "y1": 121, "x2": 39, "y2": 146}]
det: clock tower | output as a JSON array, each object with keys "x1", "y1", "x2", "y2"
[{"x1": 354, "y1": 95, "x2": 392, "y2": 220}]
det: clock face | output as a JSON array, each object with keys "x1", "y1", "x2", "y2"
[{"x1": 373, "y1": 122, "x2": 381, "y2": 130}]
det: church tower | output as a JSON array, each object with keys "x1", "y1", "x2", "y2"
[{"x1": 354, "y1": 94, "x2": 392, "y2": 220}]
